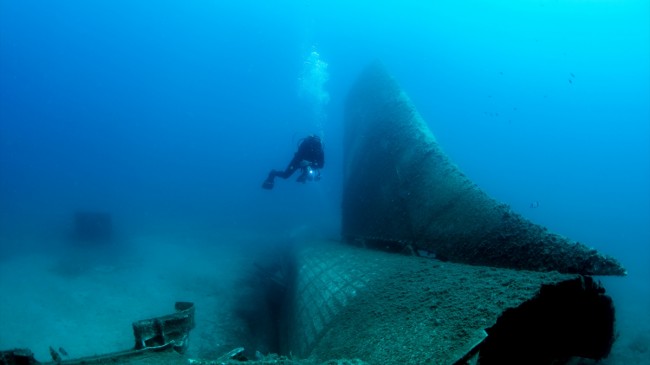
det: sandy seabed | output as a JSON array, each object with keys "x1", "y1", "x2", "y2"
[{"x1": 0, "y1": 231, "x2": 264, "y2": 362}]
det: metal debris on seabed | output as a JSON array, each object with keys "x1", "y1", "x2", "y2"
[{"x1": 188, "y1": 347, "x2": 246, "y2": 365}]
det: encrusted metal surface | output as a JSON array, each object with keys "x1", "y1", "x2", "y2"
[
  {"x1": 342, "y1": 62, "x2": 625, "y2": 276},
  {"x1": 285, "y1": 241, "x2": 612, "y2": 364}
]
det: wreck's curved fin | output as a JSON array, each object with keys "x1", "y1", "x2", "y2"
[{"x1": 342, "y1": 62, "x2": 625, "y2": 276}]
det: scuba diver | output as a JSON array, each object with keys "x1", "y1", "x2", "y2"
[{"x1": 262, "y1": 134, "x2": 324, "y2": 190}]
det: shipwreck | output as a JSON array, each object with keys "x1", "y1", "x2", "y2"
[{"x1": 0, "y1": 63, "x2": 625, "y2": 365}]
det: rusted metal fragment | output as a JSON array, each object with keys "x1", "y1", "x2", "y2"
[
  {"x1": 0, "y1": 303, "x2": 195, "y2": 365},
  {"x1": 132, "y1": 301, "x2": 195, "y2": 354}
]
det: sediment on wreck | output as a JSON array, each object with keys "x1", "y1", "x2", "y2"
[{"x1": 283, "y1": 241, "x2": 616, "y2": 365}]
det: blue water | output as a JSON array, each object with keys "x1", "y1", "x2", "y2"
[{"x1": 1, "y1": 0, "x2": 648, "y2": 362}]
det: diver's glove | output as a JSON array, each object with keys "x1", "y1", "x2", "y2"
[
  {"x1": 262, "y1": 171, "x2": 275, "y2": 190},
  {"x1": 262, "y1": 179, "x2": 274, "y2": 189}
]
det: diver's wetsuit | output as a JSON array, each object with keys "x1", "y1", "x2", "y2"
[{"x1": 263, "y1": 135, "x2": 324, "y2": 189}]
